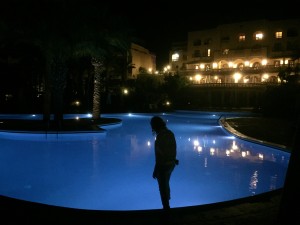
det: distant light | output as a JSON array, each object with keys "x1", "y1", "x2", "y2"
[
  {"x1": 262, "y1": 59, "x2": 267, "y2": 66},
  {"x1": 197, "y1": 146, "x2": 202, "y2": 152},
  {"x1": 195, "y1": 74, "x2": 201, "y2": 81},
  {"x1": 171, "y1": 53, "x2": 179, "y2": 62},
  {"x1": 193, "y1": 140, "x2": 199, "y2": 146}
]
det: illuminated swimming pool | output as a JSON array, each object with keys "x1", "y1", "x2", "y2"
[{"x1": 0, "y1": 111, "x2": 290, "y2": 211}]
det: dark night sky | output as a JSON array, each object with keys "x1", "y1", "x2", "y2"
[
  {"x1": 113, "y1": 1, "x2": 300, "y2": 69},
  {"x1": 3, "y1": 0, "x2": 300, "y2": 69}
]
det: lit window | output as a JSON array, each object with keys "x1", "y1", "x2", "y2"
[
  {"x1": 288, "y1": 60, "x2": 294, "y2": 67},
  {"x1": 207, "y1": 49, "x2": 211, "y2": 57},
  {"x1": 239, "y1": 34, "x2": 246, "y2": 41},
  {"x1": 274, "y1": 61, "x2": 280, "y2": 67},
  {"x1": 172, "y1": 53, "x2": 179, "y2": 62},
  {"x1": 255, "y1": 32, "x2": 263, "y2": 40},
  {"x1": 275, "y1": 31, "x2": 282, "y2": 39},
  {"x1": 223, "y1": 49, "x2": 229, "y2": 55}
]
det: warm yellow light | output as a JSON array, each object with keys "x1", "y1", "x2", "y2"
[
  {"x1": 171, "y1": 53, "x2": 179, "y2": 61},
  {"x1": 164, "y1": 65, "x2": 171, "y2": 72},
  {"x1": 195, "y1": 74, "x2": 201, "y2": 81},
  {"x1": 262, "y1": 73, "x2": 269, "y2": 81},
  {"x1": 71, "y1": 100, "x2": 80, "y2": 106},
  {"x1": 233, "y1": 73, "x2": 241, "y2": 83}
]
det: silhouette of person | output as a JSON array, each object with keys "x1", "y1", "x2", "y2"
[{"x1": 150, "y1": 116, "x2": 178, "y2": 210}]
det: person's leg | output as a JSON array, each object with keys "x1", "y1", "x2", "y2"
[
  {"x1": 157, "y1": 165, "x2": 175, "y2": 209},
  {"x1": 157, "y1": 172, "x2": 169, "y2": 209}
]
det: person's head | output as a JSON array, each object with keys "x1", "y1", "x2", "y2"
[{"x1": 150, "y1": 116, "x2": 166, "y2": 134}]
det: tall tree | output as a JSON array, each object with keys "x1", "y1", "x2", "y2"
[{"x1": 0, "y1": 0, "x2": 132, "y2": 122}]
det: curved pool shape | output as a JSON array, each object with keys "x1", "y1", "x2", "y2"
[{"x1": 0, "y1": 111, "x2": 290, "y2": 211}]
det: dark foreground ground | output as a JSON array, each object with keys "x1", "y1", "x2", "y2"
[{"x1": 1, "y1": 112, "x2": 298, "y2": 225}]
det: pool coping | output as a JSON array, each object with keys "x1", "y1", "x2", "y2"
[
  {"x1": 219, "y1": 116, "x2": 288, "y2": 151},
  {"x1": 1, "y1": 188, "x2": 282, "y2": 225},
  {"x1": 0, "y1": 119, "x2": 122, "y2": 140}
]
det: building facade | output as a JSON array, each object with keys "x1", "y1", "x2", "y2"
[
  {"x1": 169, "y1": 18, "x2": 300, "y2": 84},
  {"x1": 130, "y1": 43, "x2": 156, "y2": 78}
]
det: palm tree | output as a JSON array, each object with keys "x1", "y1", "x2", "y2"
[{"x1": 0, "y1": 1, "x2": 132, "y2": 122}]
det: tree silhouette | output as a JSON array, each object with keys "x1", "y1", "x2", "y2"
[{"x1": 0, "y1": 0, "x2": 132, "y2": 122}]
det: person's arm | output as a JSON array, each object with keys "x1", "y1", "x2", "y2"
[{"x1": 153, "y1": 164, "x2": 157, "y2": 179}]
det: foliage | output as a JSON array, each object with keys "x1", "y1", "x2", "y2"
[
  {"x1": 261, "y1": 83, "x2": 300, "y2": 119},
  {"x1": 278, "y1": 65, "x2": 300, "y2": 84},
  {"x1": 0, "y1": 0, "x2": 132, "y2": 117},
  {"x1": 163, "y1": 74, "x2": 189, "y2": 96}
]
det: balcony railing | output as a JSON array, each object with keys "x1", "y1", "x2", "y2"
[
  {"x1": 176, "y1": 64, "x2": 298, "y2": 76},
  {"x1": 189, "y1": 83, "x2": 280, "y2": 88}
]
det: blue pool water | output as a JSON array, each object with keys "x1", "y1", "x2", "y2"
[{"x1": 0, "y1": 111, "x2": 290, "y2": 211}]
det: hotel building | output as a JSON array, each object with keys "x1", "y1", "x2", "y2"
[{"x1": 169, "y1": 18, "x2": 300, "y2": 84}]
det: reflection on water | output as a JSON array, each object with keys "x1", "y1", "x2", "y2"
[{"x1": 0, "y1": 111, "x2": 290, "y2": 210}]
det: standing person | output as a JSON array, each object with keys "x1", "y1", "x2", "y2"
[{"x1": 150, "y1": 116, "x2": 179, "y2": 210}]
